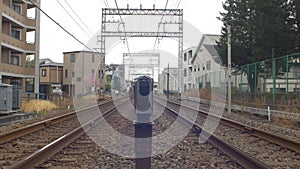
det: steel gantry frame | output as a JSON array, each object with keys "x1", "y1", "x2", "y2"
[
  {"x1": 123, "y1": 53, "x2": 160, "y2": 81},
  {"x1": 99, "y1": 8, "x2": 183, "y2": 93}
]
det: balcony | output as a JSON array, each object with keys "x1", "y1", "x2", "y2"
[
  {"x1": 1, "y1": 4, "x2": 36, "y2": 28},
  {"x1": 1, "y1": 34, "x2": 36, "y2": 52},
  {"x1": 25, "y1": 42, "x2": 35, "y2": 52},
  {"x1": 0, "y1": 63, "x2": 35, "y2": 76}
]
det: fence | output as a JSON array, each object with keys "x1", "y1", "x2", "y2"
[{"x1": 195, "y1": 53, "x2": 300, "y2": 110}]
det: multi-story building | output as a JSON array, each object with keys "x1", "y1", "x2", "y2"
[
  {"x1": 191, "y1": 34, "x2": 224, "y2": 89},
  {"x1": 63, "y1": 51, "x2": 104, "y2": 96},
  {"x1": 39, "y1": 58, "x2": 63, "y2": 96},
  {"x1": 182, "y1": 47, "x2": 196, "y2": 91},
  {"x1": 0, "y1": 0, "x2": 40, "y2": 97}
]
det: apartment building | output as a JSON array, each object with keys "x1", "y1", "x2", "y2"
[
  {"x1": 182, "y1": 47, "x2": 196, "y2": 91},
  {"x1": 0, "y1": 0, "x2": 40, "y2": 96},
  {"x1": 39, "y1": 58, "x2": 63, "y2": 95},
  {"x1": 63, "y1": 51, "x2": 104, "y2": 96}
]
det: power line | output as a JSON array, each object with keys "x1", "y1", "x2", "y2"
[
  {"x1": 26, "y1": 0, "x2": 93, "y2": 51},
  {"x1": 153, "y1": 0, "x2": 169, "y2": 50},
  {"x1": 104, "y1": 0, "x2": 110, "y2": 8},
  {"x1": 114, "y1": 0, "x2": 131, "y2": 53},
  {"x1": 175, "y1": 0, "x2": 182, "y2": 8},
  {"x1": 171, "y1": 0, "x2": 178, "y2": 8},
  {"x1": 56, "y1": 0, "x2": 93, "y2": 38},
  {"x1": 63, "y1": 0, "x2": 94, "y2": 36}
]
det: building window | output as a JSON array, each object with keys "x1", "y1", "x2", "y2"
[
  {"x1": 65, "y1": 69, "x2": 68, "y2": 78},
  {"x1": 76, "y1": 77, "x2": 81, "y2": 82},
  {"x1": 198, "y1": 64, "x2": 200, "y2": 71},
  {"x1": 10, "y1": 54, "x2": 20, "y2": 66},
  {"x1": 10, "y1": 78, "x2": 22, "y2": 89},
  {"x1": 206, "y1": 60, "x2": 211, "y2": 70},
  {"x1": 11, "y1": 29, "x2": 21, "y2": 40},
  {"x1": 184, "y1": 53, "x2": 187, "y2": 62},
  {"x1": 92, "y1": 54, "x2": 95, "y2": 63},
  {"x1": 70, "y1": 54, "x2": 75, "y2": 62},
  {"x1": 72, "y1": 71, "x2": 75, "y2": 78},
  {"x1": 99, "y1": 70, "x2": 103, "y2": 78},
  {"x1": 184, "y1": 68, "x2": 187, "y2": 77},
  {"x1": 188, "y1": 50, "x2": 193, "y2": 59},
  {"x1": 12, "y1": 3, "x2": 22, "y2": 14},
  {"x1": 25, "y1": 78, "x2": 34, "y2": 92},
  {"x1": 42, "y1": 69, "x2": 47, "y2": 77},
  {"x1": 92, "y1": 69, "x2": 95, "y2": 75}
]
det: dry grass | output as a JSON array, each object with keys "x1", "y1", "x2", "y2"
[
  {"x1": 22, "y1": 100, "x2": 57, "y2": 115},
  {"x1": 185, "y1": 88, "x2": 300, "y2": 128}
]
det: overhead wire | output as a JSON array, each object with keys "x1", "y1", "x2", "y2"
[
  {"x1": 104, "y1": 0, "x2": 110, "y2": 8},
  {"x1": 114, "y1": 0, "x2": 131, "y2": 53},
  {"x1": 56, "y1": 0, "x2": 93, "y2": 38},
  {"x1": 26, "y1": 0, "x2": 95, "y2": 52},
  {"x1": 62, "y1": 0, "x2": 94, "y2": 36},
  {"x1": 153, "y1": 0, "x2": 169, "y2": 50},
  {"x1": 175, "y1": 0, "x2": 182, "y2": 9}
]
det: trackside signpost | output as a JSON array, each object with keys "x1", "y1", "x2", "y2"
[{"x1": 134, "y1": 76, "x2": 153, "y2": 169}]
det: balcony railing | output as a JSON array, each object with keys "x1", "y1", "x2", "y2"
[
  {"x1": 1, "y1": 4, "x2": 36, "y2": 28},
  {"x1": 0, "y1": 63, "x2": 35, "y2": 76},
  {"x1": 1, "y1": 34, "x2": 36, "y2": 52}
]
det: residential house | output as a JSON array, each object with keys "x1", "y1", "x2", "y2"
[
  {"x1": 63, "y1": 51, "x2": 104, "y2": 96},
  {"x1": 39, "y1": 58, "x2": 63, "y2": 96}
]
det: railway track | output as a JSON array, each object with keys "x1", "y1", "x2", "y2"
[
  {"x1": 162, "y1": 97, "x2": 300, "y2": 168},
  {"x1": 5, "y1": 95, "x2": 299, "y2": 168},
  {"x1": 0, "y1": 98, "x2": 118, "y2": 168},
  {"x1": 35, "y1": 99, "x2": 245, "y2": 168},
  {"x1": 11, "y1": 98, "x2": 265, "y2": 168}
]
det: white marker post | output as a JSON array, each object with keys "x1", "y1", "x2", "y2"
[{"x1": 268, "y1": 106, "x2": 271, "y2": 121}]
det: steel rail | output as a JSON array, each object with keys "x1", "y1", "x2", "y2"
[
  {"x1": 154, "y1": 99, "x2": 270, "y2": 169},
  {"x1": 9, "y1": 98, "x2": 129, "y2": 169},
  {"x1": 165, "y1": 98, "x2": 300, "y2": 154},
  {"x1": 0, "y1": 99, "x2": 113, "y2": 144}
]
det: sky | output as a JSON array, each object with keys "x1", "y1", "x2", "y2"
[{"x1": 39, "y1": 0, "x2": 225, "y2": 64}]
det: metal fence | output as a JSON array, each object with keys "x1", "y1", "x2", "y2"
[{"x1": 232, "y1": 53, "x2": 300, "y2": 109}]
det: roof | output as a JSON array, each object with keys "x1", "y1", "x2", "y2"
[
  {"x1": 40, "y1": 58, "x2": 63, "y2": 67},
  {"x1": 40, "y1": 63, "x2": 63, "y2": 67},
  {"x1": 39, "y1": 58, "x2": 53, "y2": 64},
  {"x1": 63, "y1": 50, "x2": 102, "y2": 54},
  {"x1": 204, "y1": 45, "x2": 219, "y2": 56},
  {"x1": 191, "y1": 34, "x2": 221, "y2": 64}
]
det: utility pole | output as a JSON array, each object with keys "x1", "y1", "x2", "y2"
[
  {"x1": 228, "y1": 25, "x2": 232, "y2": 114},
  {"x1": 167, "y1": 63, "x2": 170, "y2": 98},
  {"x1": 272, "y1": 48, "x2": 276, "y2": 103}
]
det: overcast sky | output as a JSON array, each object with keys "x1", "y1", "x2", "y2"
[{"x1": 39, "y1": 0, "x2": 225, "y2": 64}]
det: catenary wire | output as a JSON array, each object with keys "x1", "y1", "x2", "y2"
[
  {"x1": 114, "y1": 0, "x2": 131, "y2": 53},
  {"x1": 63, "y1": 0, "x2": 94, "y2": 36},
  {"x1": 56, "y1": 0, "x2": 93, "y2": 38}
]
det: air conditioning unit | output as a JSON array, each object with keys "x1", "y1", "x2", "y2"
[{"x1": 0, "y1": 84, "x2": 13, "y2": 112}]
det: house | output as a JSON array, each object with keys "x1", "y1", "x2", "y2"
[
  {"x1": 62, "y1": 51, "x2": 104, "y2": 96},
  {"x1": 191, "y1": 34, "x2": 225, "y2": 89},
  {"x1": 39, "y1": 58, "x2": 63, "y2": 96}
]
